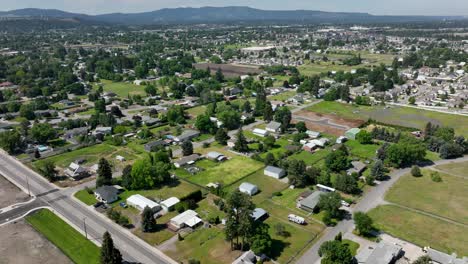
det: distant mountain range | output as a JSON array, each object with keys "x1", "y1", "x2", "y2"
[{"x1": 0, "y1": 6, "x2": 465, "y2": 25}]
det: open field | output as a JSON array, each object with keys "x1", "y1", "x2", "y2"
[
  {"x1": 0, "y1": 174, "x2": 29, "y2": 208},
  {"x1": 369, "y1": 205, "x2": 468, "y2": 256},
  {"x1": 224, "y1": 169, "x2": 288, "y2": 204},
  {"x1": 26, "y1": 209, "x2": 100, "y2": 264},
  {"x1": 435, "y1": 161, "x2": 468, "y2": 179},
  {"x1": 175, "y1": 156, "x2": 264, "y2": 187},
  {"x1": 385, "y1": 169, "x2": 468, "y2": 225},
  {"x1": 294, "y1": 108, "x2": 365, "y2": 136},
  {"x1": 96, "y1": 80, "x2": 146, "y2": 97},
  {"x1": 0, "y1": 219, "x2": 72, "y2": 264},
  {"x1": 288, "y1": 149, "x2": 331, "y2": 167},
  {"x1": 305, "y1": 101, "x2": 468, "y2": 137},
  {"x1": 344, "y1": 140, "x2": 380, "y2": 160}
]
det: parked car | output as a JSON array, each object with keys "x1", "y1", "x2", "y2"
[
  {"x1": 93, "y1": 202, "x2": 104, "y2": 208},
  {"x1": 119, "y1": 202, "x2": 127, "y2": 208}
]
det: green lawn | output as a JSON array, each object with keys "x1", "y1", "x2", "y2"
[
  {"x1": 385, "y1": 169, "x2": 468, "y2": 225},
  {"x1": 175, "y1": 156, "x2": 264, "y2": 186},
  {"x1": 288, "y1": 149, "x2": 331, "y2": 167},
  {"x1": 268, "y1": 90, "x2": 297, "y2": 101},
  {"x1": 343, "y1": 239, "x2": 360, "y2": 256},
  {"x1": 259, "y1": 138, "x2": 292, "y2": 159},
  {"x1": 369, "y1": 205, "x2": 468, "y2": 256},
  {"x1": 74, "y1": 190, "x2": 97, "y2": 205},
  {"x1": 187, "y1": 105, "x2": 207, "y2": 118},
  {"x1": 26, "y1": 209, "x2": 100, "y2": 264},
  {"x1": 224, "y1": 169, "x2": 288, "y2": 204},
  {"x1": 344, "y1": 140, "x2": 379, "y2": 160},
  {"x1": 435, "y1": 161, "x2": 468, "y2": 179},
  {"x1": 306, "y1": 101, "x2": 468, "y2": 137},
  {"x1": 96, "y1": 80, "x2": 146, "y2": 97}
]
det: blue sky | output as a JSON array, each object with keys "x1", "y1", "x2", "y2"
[{"x1": 1, "y1": 0, "x2": 467, "y2": 16}]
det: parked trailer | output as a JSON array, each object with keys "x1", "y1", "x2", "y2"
[{"x1": 288, "y1": 214, "x2": 305, "y2": 225}]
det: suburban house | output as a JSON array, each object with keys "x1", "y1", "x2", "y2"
[
  {"x1": 253, "y1": 128, "x2": 269, "y2": 137},
  {"x1": 174, "y1": 130, "x2": 200, "y2": 142},
  {"x1": 356, "y1": 241, "x2": 402, "y2": 264},
  {"x1": 63, "y1": 127, "x2": 88, "y2": 141},
  {"x1": 94, "y1": 186, "x2": 119, "y2": 204},
  {"x1": 251, "y1": 208, "x2": 268, "y2": 222},
  {"x1": 345, "y1": 128, "x2": 361, "y2": 140},
  {"x1": 64, "y1": 162, "x2": 88, "y2": 180},
  {"x1": 126, "y1": 194, "x2": 161, "y2": 212},
  {"x1": 270, "y1": 101, "x2": 286, "y2": 111},
  {"x1": 239, "y1": 182, "x2": 259, "y2": 196},
  {"x1": 266, "y1": 121, "x2": 282, "y2": 133},
  {"x1": 347, "y1": 161, "x2": 368, "y2": 176},
  {"x1": 206, "y1": 151, "x2": 227, "y2": 162},
  {"x1": 144, "y1": 140, "x2": 168, "y2": 152},
  {"x1": 209, "y1": 117, "x2": 224, "y2": 128},
  {"x1": 303, "y1": 138, "x2": 330, "y2": 152},
  {"x1": 264, "y1": 166, "x2": 286, "y2": 179},
  {"x1": 93, "y1": 126, "x2": 112, "y2": 136},
  {"x1": 168, "y1": 210, "x2": 203, "y2": 231},
  {"x1": 173, "y1": 154, "x2": 201, "y2": 168},
  {"x1": 160, "y1": 197, "x2": 180, "y2": 212},
  {"x1": 297, "y1": 191, "x2": 325, "y2": 212},
  {"x1": 232, "y1": 250, "x2": 257, "y2": 264},
  {"x1": 306, "y1": 130, "x2": 321, "y2": 139}
]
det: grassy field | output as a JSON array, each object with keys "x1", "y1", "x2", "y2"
[
  {"x1": 344, "y1": 140, "x2": 379, "y2": 160},
  {"x1": 74, "y1": 189, "x2": 98, "y2": 205},
  {"x1": 385, "y1": 169, "x2": 468, "y2": 225},
  {"x1": 369, "y1": 205, "x2": 468, "y2": 256},
  {"x1": 435, "y1": 161, "x2": 468, "y2": 179},
  {"x1": 288, "y1": 149, "x2": 331, "y2": 167},
  {"x1": 259, "y1": 138, "x2": 292, "y2": 159},
  {"x1": 26, "y1": 209, "x2": 100, "y2": 264},
  {"x1": 96, "y1": 80, "x2": 146, "y2": 97},
  {"x1": 186, "y1": 105, "x2": 207, "y2": 118},
  {"x1": 268, "y1": 90, "x2": 297, "y2": 102},
  {"x1": 306, "y1": 101, "x2": 468, "y2": 137},
  {"x1": 224, "y1": 169, "x2": 288, "y2": 204},
  {"x1": 176, "y1": 156, "x2": 264, "y2": 186}
]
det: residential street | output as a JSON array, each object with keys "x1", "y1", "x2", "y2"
[
  {"x1": 296, "y1": 156, "x2": 468, "y2": 264},
  {"x1": 0, "y1": 150, "x2": 177, "y2": 264}
]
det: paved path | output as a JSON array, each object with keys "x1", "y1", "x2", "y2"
[
  {"x1": 0, "y1": 150, "x2": 176, "y2": 264},
  {"x1": 296, "y1": 156, "x2": 468, "y2": 264}
]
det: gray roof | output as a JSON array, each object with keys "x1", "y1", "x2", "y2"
[
  {"x1": 266, "y1": 121, "x2": 282, "y2": 131},
  {"x1": 239, "y1": 182, "x2": 258, "y2": 193},
  {"x1": 144, "y1": 140, "x2": 167, "y2": 151},
  {"x1": 206, "y1": 151, "x2": 224, "y2": 159},
  {"x1": 426, "y1": 247, "x2": 468, "y2": 264},
  {"x1": 363, "y1": 241, "x2": 402, "y2": 264},
  {"x1": 175, "y1": 130, "x2": 200, "y2": 141},
  {"x1": 299, "y1": 191, "x2": 325, "y2": 210},
  {"x1": 264, "y1": 166, "x2": 284, "y2": 175},
  {"x1": 251, "y1": 208, "x2": 268, "y2": 221},
  {"x1": 174, "y1": 154, "x2": 200, "y2": 166},
  {"x1": 95, "y1": 186, "x2": 119, "y2": 203}
]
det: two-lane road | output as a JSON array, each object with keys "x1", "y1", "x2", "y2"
[{"x1": 0, "y1": 151, "x2": 176, "y2": 264}]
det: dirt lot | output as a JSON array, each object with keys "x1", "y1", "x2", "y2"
[
  {"x1": 193, "y1": 63, "x2": 262, "y2": 77},
  {"x1": 0, "y1": 175, "x2": 29, "y2": 209},
  {"x1": 0, "y1": 219, "x2": 72, "y2": 264},
  {"x1": 293, "y1": 110, "x2": 365, "y2": 136}
]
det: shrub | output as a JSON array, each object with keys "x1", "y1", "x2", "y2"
[
  {"x1": 431, "y1": 171, "x2": 442, "y2": 182},
  {"x1": 272, "y1": 191, "x2": 282, "y2": 197},
  {"x1": 411, "y1": 165, "x2": 422, "y2": 177}
]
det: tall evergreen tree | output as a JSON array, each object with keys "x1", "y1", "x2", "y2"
[
  {"x1": 215, "y1": 128, "x2": 229, "y2": 145},
  {"x1": 100, "y1": 231, "x2": 122, "y2": 264},
  {"x1": 181, "y1": 140, "x2": 194, "y2": 156},
  {"x1": 233, "y1": 127, "x2": 249, "y2": 153},
  {"x1": 96, "y1": 158, "x2": 112, "y2": 187},
  {"x1": 263, "y1": 101, "x2": 273, "y2": 122},
  {"x1": 141, "y1": 206, "x2": 157, "y2": 232}
]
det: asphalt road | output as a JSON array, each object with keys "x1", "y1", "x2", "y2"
[
  {"x1": 0, "y1": 150, "x2": 176, "y2": 264},
  {"x1": 296, "y1": 156, "x2": 468, "y2": 264}
]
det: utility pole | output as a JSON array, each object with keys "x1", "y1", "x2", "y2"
[
  {"x1": 25, "y1": 173, "x2": 31, "y2": 197},
  {"x1": 83, "y1": 217, "x2": 88, "y2": 239}
]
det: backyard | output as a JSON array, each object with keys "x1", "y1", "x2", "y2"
[{"x1": 96, "y1": 80, "x2": 147, "y2": 97}]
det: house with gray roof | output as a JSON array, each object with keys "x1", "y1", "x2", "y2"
[
  {"x1": 347, "y1": 161, "x2": 367, "y2": 176},
  {"x1": 174, "y1": 130, "x2": 200, "y2": 142},
  {"x1": 206, "y1": 151, "x2": 227, "y2": 162},
  {"x1": 264, "y1": 166, "x2": 286, "y2": 179},
  {"x1": 251, "y1": 208, "x2": 268, "y2": 222},
  {"x1": 94, "y1": 186, "x2": 119, "y2": 204},
  {"x1": 424, "y1": 247, "x2": 468, "y2": 264},
  {"x1": 266, "y1": 121, "x2": 282, "y2": 133},
  {"x1": 144, "y1": 140, "x2": 168, "y2": 152},
  {"x1": 173, "y1": 154, "x2": 201, "y2": 168},
  {"x1": 297, "y1": 191, "x2": 325, "y2": 212},
  {"x1": 239, "y1": 182, "x2": 258, "y2": 196},
  {"x1": 356, "y1": 241, "x2": 402, "y2": 264}
]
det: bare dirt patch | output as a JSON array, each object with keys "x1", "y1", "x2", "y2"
[
  {"x1": 0, "y1": 219, "x2": 72, "y2": 264},
  {"x1": 293, "y1": 110, "x2": 365, "y2": 136},
  {"x1": 0, "y1": 175, "x2": 29, "y2": 208}
]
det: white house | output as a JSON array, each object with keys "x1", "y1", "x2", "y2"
[
  {"x1": 160, "y1": 197, "x2": 180, "y2": 212},
  {"x1": 264, "y1": 166, "x2": 286, "y2": 179},
  {"x1": 126, "y1": 194, "x2": 161, "y2": 212},
  {"x1": 266, "y1": 121, "x2": 282, "y2": 133},
  {"x1": 64, "y1": 162, "x2": 87, "y2": 179},
  {"x1": 168, "y1": 210, "x2": 202, "y2": 231},
  {"x1": 239, "y1": 182, "x2": 259, "y2": 196},
  {"x1": 253, "y1": 128, "x2": 269, "y2": 137}
]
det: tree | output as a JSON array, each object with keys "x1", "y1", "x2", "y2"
[
  {"x1": 264, "y1": 135, "x2": 276, "y2": 150},
  {"x1": 0, "y1": 130, "x2": 23, "y2": 154},
  {"x1": 121, "y1": 165, "x2": 132, "y2": 189},
  {"x1": 31, "y1": 123, "x2": 57, "y2": 144},
  {"x1": 325, "y1": 150, "x2": 349, "y2": 172},
  {"x1": 110, "y1": 106, "x2": 123, "y2": 117},
  {"x1": 317, "y1": 192, "x2": 342, "y2": 218},
  {"x1": 215, "y1": 128, "x2": 229, "y2": 145},
  {"x1": 242, "y1": 101, "x2": 252, "y2": 113},
  {"x1": 408, "y1": 96, "x2": 416, "y2": 105},
  {"x1": 263, "y1": 101, "x2": 273, "y2": 122},
  {"x1": 334, "y1": 174, "x2": 359, "y2": 194},
  {"x1": 142, "y1": 206, "x2": 157, "y2": 232},
  {"x1": 411, "y1": 165, "x2": 422, "y2": 177},
  {"x1": 439, "y1": 142, "x2": 464, "y2": 159},
  {"x1": 354, "y1": 212, "x2": 373, "y2": 236},
  {"x1": 296, "y1": 121, "x2": 307, "y2": 133},
  {"x1": 144, "y1": 85, "x2": 157, "y2": 96},
  {"x1": 250, "y1": 224, "x2": 273, "y2": 256},
  {"x1": 274, "y1": 107, "x2": 292, "y2": 133},
  {"x1": 386, "y1": 137, "x2": 426, "y2": 167},
  {"x1": 215, "y1": 68, "x2": 224, "y2": 82},
  {"x1": 129, "y1": 154, "x2": 171, "y2": 190},
  {"x1": 233, "y1": 127, "x2": 249, "y2": 153},
  {"x1": 356, "y1": 130, "x2": 373, "y2": 144},
  {"x1": 413, "y1": 255, "x2": 432, "y2": 264},
  {"x1": 96, "y1": 158, "x2": 112, "y2": 187},
  {"x1": 94, "y1": 99, "x2": 106, "y2": 113},
  {"x1": 370, "y1": 159, "x2": 385, "y2": 181},
  {"x1": 195, "y1": 115, "x2": 215, "y2": 133},
  {"x1": 318, "y1": 240, "x2": 354, "y2": 264},
  {"x1": 264, "y1": 153, "x2": 276, "y2": 166},
  {"x1": 100, "y1": 232, "x2": 122, "y2": 264},
  {"x1": 19, "y1": 104, "x2": 36, "y2": 120},
  {"x1": 181, "y1": 140, "x2": 194, "y2": 156},
  {"x1": 39, "y1": 160, "x2": 58, "y2": 182},
  {"x1": 225, "y1": 190, "x2": 255, "y2": 250},
  {"x1": 287, "y1": 160, "x2": 309, "y2": 187}
]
